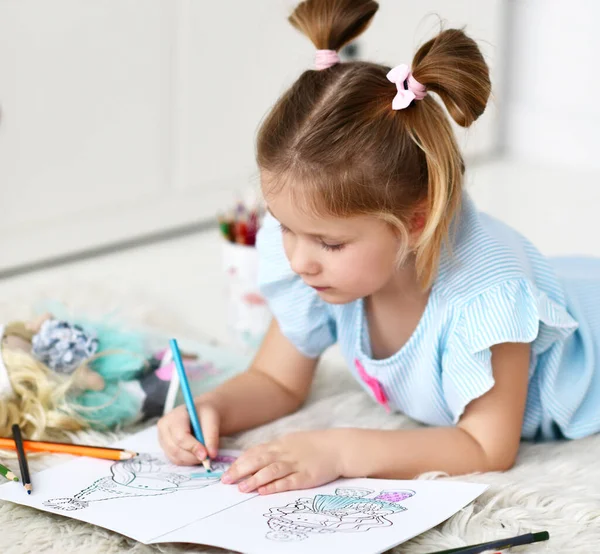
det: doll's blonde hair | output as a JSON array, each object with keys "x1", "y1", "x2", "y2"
[{"x1": 0, "y1": 348, "x2": 87, "y2": 440}]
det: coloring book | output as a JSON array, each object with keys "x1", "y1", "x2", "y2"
[{"x1": 0, "y1": 426, "x2": 488, "y2": 554}]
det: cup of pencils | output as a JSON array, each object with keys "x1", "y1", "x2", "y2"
[{"x1": 218, "y1": 200, "x2": 271, "y2": 353}]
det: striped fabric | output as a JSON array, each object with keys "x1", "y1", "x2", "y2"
[{"x1": 257, "y1": 193, "x2": 600, "y2": 441}]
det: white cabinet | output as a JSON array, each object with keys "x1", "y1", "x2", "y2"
[
  {"x1": 0, "y1": 1, "x2": 175, "y2": 271},
  {"x1": 0, "y1": 0, "x2": 506, "y2": 274}
]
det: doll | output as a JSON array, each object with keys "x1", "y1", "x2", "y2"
[{"x1": 0, "y1": 312, "x2": 186, "y2": 440}]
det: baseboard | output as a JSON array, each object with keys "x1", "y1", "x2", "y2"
[{"x1": 0, "y1": 185, "x2": 236, "y2": 278}]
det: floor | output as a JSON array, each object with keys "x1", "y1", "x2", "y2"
[{"x1": 0, "y1": 228, "x2": 230, "y2": 346}]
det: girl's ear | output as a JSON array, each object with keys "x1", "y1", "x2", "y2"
[
  {"x1": 408, "y1": 202, "x2": 428, "y2": 246},
  {"x1": 409, "y1": 202, "x2": 428, "y2": 233},
  {"x1": 411, "y1": 214, "x2": 426, "y2": 233}
]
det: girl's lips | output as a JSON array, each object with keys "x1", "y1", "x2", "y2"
[{"x1": 310, "y1": 286, "x2": 330, "y2": 291}]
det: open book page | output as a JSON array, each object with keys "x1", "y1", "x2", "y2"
[
  {"x1": 155, "y1": 478, "x2": 488, "y2": 553},
  {"x1": 0, "y1": 425, "x2": 488, "y2": 552},
  {"x1": 0, "y1": 426, "x2": 249, "y2": 544}
]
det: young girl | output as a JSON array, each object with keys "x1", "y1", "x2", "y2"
[{"x1": 158, "y1": 0, "x2": 600, "y2": 495}]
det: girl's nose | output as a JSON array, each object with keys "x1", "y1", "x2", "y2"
[{"x1": 288, "y1": 242, "x2": 319, "y2": 276}]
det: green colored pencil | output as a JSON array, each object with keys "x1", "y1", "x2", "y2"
[{"x1": 0, "y1": 461, "x2": 19, "y2": 482}]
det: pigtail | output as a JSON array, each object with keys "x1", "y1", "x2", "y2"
[
  {"x1": 289, "y1": 0, "x2": 378, "y2": 51},
  {"x1": 411, "y1": 28, "x2": 491, "y2": 128},
  {"x1": 403, "y1": 29, "x2": 492, "y2": 288}
]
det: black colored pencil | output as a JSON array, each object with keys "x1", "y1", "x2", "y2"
[
  {"x1": 427, "y1": 531, "x2": 550, "y2": 554},
  {"x1": 11, "y1": 424, "x2": 31, "y2": 494}
]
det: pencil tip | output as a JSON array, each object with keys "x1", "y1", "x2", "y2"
[{"x1": 120, "y1": 451, "x2": 138, "y2": 460}]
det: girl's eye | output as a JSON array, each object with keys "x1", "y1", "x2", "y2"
[
  {"x1": 321, "y1": 242, "x2": 345, "y2": 252},
  {"x1": 279, "y1": 224, "x2": 290, "y2": 234}
]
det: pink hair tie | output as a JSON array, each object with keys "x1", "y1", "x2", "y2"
[
  {"x1": 315, "y1": 49, "x2": 340, "y2": 70},
  {"x1": 386, "y1": 64, "x2": 427, "y2": 110}
]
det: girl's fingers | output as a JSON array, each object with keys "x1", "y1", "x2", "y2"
[
  {"x1": 197, "y1": 406, "x2": 220, "y2": 460},
  {"x1": 222, "y1": 447, "x2": 275, "y2": 484},
  {"x1": 171, "y1": 426, "x2": 208, "y2": 461},
  {"x1": 237, "y1": 462, "x2": 293, "y2": 493},
  {"x1": 158, "y1": 410, "x2": 207, "y2": 465},
  {"x1": 158, "y1": 432, "x2": 200, "y2": 466},
  {"x1": 257, "y1": 473, "x2": 301, "y2": 495}
]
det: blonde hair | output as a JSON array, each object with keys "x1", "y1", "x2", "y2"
[
  {"x1": 257, "y1": 0, "x2": 491, "y2": 288},
  {"x1": 0, "y1": 348, "x2": 87, "y2": 440}
]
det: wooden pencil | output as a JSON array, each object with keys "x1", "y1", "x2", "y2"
[
  {"x1": 169, "y1": 338, "x2": 212, "y2": 472},
  {"x1": 0, "y1": 437, "x2": 137, "y2": 461},
  {"x1": 0, "y1": 461, "x2": 19, "y2": 482},
  {"x1": 426, "y1": 531, "x2": 550, "y2": 554},
  {"x1": 11, "y1": 424, "x2": 31, "y2": 494}
]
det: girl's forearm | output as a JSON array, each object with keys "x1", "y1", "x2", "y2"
[
  {"x1": 197, "y1": 368, "x2": 305, "y2": 435},
  {"x1": 339, "y1": 426, "x2": 501, "y2": 479}
]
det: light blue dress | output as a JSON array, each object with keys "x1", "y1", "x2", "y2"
[{"x1": 256, "y1": 194, "x2": 600, "y2": 440}]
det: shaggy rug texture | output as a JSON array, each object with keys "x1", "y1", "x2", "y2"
[{"x1": 0, "y1": 285, "x2": 599, "y2": 554}]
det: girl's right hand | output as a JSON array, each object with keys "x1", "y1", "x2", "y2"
[{"x1": 157, "y1": 401, "x2": 221, "y2": 465}]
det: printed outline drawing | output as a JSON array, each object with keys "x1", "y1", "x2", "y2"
[
  {"x1": 43, "y1": 453, "x2": 236, "y2": 511},
  {"x1": 263, "y1": 487, "x2": 416, "y2": 542}
]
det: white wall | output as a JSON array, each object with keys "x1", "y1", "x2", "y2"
[
  {"x1": 505, "y1": 0, "x2": 600, "y2": 171},
  {"x1": 0, "y1": 0, "x2": 506, "y2": 274}
]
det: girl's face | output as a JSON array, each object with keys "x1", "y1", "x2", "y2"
[{"x1": 264, "y1": 185, "x2": 404, "y2": 305}]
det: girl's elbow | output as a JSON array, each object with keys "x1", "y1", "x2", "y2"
[{"x1": 481, "y1": 449, "x2": 518, "y2": 472}]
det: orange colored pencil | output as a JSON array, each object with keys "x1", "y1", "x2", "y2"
[{"x1": 0, "y1": 438, "x2": 137, "y2": 461}]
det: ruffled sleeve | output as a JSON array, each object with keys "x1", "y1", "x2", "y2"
[
  {"x1": 442, "y1": 279, "x2": 578, "y2": 423},
  {"x1": 256, "y1": 213, "x2": 336, "y2": 358}
]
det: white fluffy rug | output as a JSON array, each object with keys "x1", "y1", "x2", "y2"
[{"x1": 1, "y1": 285, "x2": 599, "y2": 554}]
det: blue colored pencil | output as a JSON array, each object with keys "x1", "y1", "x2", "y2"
[{"x1": 169, "y1": 339, "x2": 211, "y2": 471}]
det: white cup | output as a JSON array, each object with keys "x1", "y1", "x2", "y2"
[{"x1": 222, "y1": 240, "x2": 271, "y2": 353}]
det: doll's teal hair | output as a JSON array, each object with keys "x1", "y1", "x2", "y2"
[{"x1": 35, "y1": 302, "x2": 152, "y2": 430}]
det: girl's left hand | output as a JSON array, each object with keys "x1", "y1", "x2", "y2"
[{"x1": 221, "y1": 430, "x2": 346, "y2": 495}]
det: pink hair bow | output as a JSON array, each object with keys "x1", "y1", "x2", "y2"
[{"x1": 386, "y1": 64, "x2": 426, "y2": 110}]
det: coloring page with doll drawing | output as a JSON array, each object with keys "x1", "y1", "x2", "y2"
[
  {"x1": 42, "y1": 452, "x2": 237, "y2": 511},
  {"x1": 262, "y1": 487, "x2": 416, "y2": 542},
  {"x1": 0, "y1": 426, "x2": 488, "y2": 552},
  {"x1": 153, "y1": 476, "x2": 488, "y2": 554},
  {"x1": 0, "y1": 433, "x2": 250, "y2": 544}
]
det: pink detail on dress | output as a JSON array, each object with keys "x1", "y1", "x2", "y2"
[{"x1": 355, "y1": 359, "x2": 390, "y2": 412}]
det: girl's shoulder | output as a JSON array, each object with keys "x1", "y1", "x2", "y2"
[
  {"x1": 437, "y1": 194, "x2": 562, "y2": 309},
  {"x1": 437, "y1": 196, "x2": 579, "y2": 427}
]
